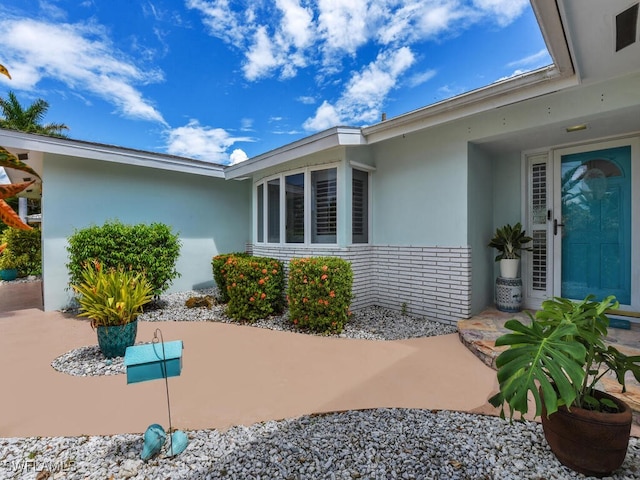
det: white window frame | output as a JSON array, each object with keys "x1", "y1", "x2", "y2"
[{"x1": 254, "y1": 163, "x2": 340, "y2": 246}]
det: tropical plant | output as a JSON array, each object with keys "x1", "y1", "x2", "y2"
[
  {"x1": 287, "y1": 257, "x2": 353, "y2": 334},
  {"x1": 72, "y1": 260, "x2": 153, "y2": 328},
  {"x1": 489, "y1": 295, "x2": 640, "y2": 420},
  {"x1": 212, "y1": 252, "x2": 250, "y2": 302},
  {"x1": 0, "y1": 91, "x2": 68, "y2": 137},
  {"x1": 224, "y1": 255, "x2": 285, "y2": 322},
  {"x1": 0, "y1": 227, "x2": 41, "y2": 275},
  {"x1": 488, "y1": 222, "x2": 533, "y2": 261}
]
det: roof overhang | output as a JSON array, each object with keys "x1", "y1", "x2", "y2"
[
  {"x1": 225, "y1": 127, "x2": 365, "y2": 180},
  {"x1": 0, "y1": 129, "x2": 226, "y2": 179}
]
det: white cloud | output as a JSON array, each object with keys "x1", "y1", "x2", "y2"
[
  {"x1": 229, "y1": 148, "x2": 249, "y2": 165},
  {"x1": 0, "y1": 18, "x2": 166, "y2": 124},
  {"x1": 303, "y1": 100, "x2": 340, "y2": 131},
  {"x1": 507, "y1": 49, "x2": 551, "y2": 68},
  {"x1": 407, "y1": 69, "x2": 437, "y2": 88},
  {"x1": 165, "y1": 120, "x2": 254, "y2": 164},
  {"x1": 189, "y1": 0, "x2": 536, "y2": 130},
  {"x1": 472, "y1": 0, "x2": 529, "y2": 27},
  {"x1": 304, "y1": 47, "x2": 415, "y2": 130},
  {"x1": 297, "y1": 95, "x2": 316, "y2": 105}
]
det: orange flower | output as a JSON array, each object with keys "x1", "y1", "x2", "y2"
[
  {"x1": 318, "y1": 299, "x2": 324, "y2": 305},
  {"x1": 322, "y1": 265, "x2": 328, "y2": 271},
  {"x1": 293, "y1": 319, "x2": 298, "y2": 325},
  {"x1": 231, "y1": 282, "x2": 236, "y2": 287},
  {"x1": 260, "y1": 293, "x2": 266, "y2": 300},
  {"x1": 259, "y1": 279, "x2": 265, "y2": 285},
  {"x1": 321, "y1": 274, "x2": 328, "y2": 280},
  {"x1": 324, "y1": 300, "x2": 329, "y2": 306},
  {"x1": 262, "y1": 269, "x2": 267, "y2": 274},
  {"x1": 303, "y1": 277, "x2": 308, "y2": 283},
  {"x1": 250, "y1": 297, "x2": 255, "y2": 302},
  {"x1": 303, "y1": 297, "x2": 308, "y2": 303},
  {"x1": 239, "y1": 274, "x2": 244, "y2": 279},
  {"x1": 329, "y1": 290, "x2": 335, "y2": 297},
  {"x1": 272, "y1": 269, "x2": 277, "y2": 274}
]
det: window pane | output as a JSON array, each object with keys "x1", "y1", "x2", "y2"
[
  {"x1": 352, "y1": 169, "x2": 369, "y2": 243},
  {"x1": 312, "y1": 168, "x2": 337, "y2": 244},
  {"x1": 267, "y1": 179, "x2": 280, "y2": 243},
  {"x1": 256, "y1": 184, "x2": 264, "y2": 243},
  {"x1": 286, "y1": 173, "x2": 305, "y2": 243}
]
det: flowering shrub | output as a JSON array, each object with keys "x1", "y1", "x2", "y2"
[
  {"x1": 212, "y1": 252, "x2": 250, "y2": 302},
  {"x1": 287, "y1": 257, "x2": 353, "y2": 334},
  {"x1": 225, "y1": 255, "x2": 285, "y2": 321}
]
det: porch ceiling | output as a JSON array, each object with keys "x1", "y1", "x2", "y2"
[{"x1": 472, "y1": 102, "x2": 640, "y2": 157}]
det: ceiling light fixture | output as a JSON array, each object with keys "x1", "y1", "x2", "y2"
[{"x1": 565, "y1": 124, "x2": 588, "y2": 133}]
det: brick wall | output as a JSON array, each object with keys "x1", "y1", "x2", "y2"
[{"x1": 251, "y1": 244, "x2": 472, "y2": 325}]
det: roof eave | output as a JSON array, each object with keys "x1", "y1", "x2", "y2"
[
  {"x1": 225, "y1": 126, "x2": 365, "y2": 180},
  {"x1": 0, "y1": 129, "x2": 226, "y2": 178},
  {"x1": 362, "y1": 66, "x2": 578, "y2": 144}
]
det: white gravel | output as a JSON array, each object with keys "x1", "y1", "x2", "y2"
[{"x1": 7, "y1": 287, "x2": 639, "y2": 479}]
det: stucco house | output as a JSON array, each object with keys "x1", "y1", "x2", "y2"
[{"x1": 1, "y1": 0, "x2": 639, "y2": 325}]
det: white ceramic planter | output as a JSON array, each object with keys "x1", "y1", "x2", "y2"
[{"x1": 499, "y1": 258, "x2": 520, "y2": 279}]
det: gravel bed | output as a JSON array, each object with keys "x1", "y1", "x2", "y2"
[
  {"x1": 52, "y1": 288, "x2": 457, "y2": 377},
  {"x1": 1, "y1": 409, "x2": 638, "y2": 479}
]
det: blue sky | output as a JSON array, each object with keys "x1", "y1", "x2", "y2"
[{"x1": 0, "y1": 0, "x2": 550, "y2": 167}]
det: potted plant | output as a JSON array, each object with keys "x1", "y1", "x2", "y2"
[
  {"x1": 0, "y1": 243, "x2": 19, "y2": 280},
  {"x1": 72, "y1": 260, "x2": 153, "y2": 358},
  {"x1": 488, "y1": 222, "x2": 532, "y2": 278},
  {"x1": 489, "y1": 295, "x2": 640, "y2": 477}
]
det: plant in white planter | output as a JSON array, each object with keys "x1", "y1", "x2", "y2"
[{"x1": 488, "y1": 222, "x2": 532, "y2": 278}]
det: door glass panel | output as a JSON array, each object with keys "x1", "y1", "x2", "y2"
[{"x1": 560, "y1": 146, "x2": 631, "y2": 304}]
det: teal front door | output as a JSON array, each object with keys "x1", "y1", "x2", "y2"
[{"x1": 557, "y1": 146, "x2": 631, "y2": 304}]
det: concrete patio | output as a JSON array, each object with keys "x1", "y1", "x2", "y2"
[{"x1": 1, "y1": 280, "x2": 638, "y2": 439}]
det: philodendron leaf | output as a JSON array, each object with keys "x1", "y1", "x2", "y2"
[{"x1": 489, "y1": 319, "x2": 586, "y2": 420}]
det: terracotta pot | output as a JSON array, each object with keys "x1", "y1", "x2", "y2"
[{"x1": 541, "y1": 389, "x2": 632, "y2": 477}]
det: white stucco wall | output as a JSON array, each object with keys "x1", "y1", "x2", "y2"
[{"x1": 41, "y1": 154, "x2": 251, "y2": 310}]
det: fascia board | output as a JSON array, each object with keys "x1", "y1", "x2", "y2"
[
  {"x1": 225, "y1": 127, "x2": 365, "y2": 180},
  {"x1": 0, "y1": 129, "x2": 225, "y2": 178},
  {"x1": 362, "y1": 67, "x2": 578, "y2": 144}
]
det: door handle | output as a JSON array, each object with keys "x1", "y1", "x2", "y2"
[{"x1": 554, "y1": 219, "x2": 565, "y2": 235}]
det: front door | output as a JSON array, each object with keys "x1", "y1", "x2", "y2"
[{"x1": 553, "y1": 144, "x2": 632, "y2": 305}]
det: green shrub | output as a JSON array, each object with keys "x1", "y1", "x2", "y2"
[
  {"x1": 66, "y1": 221, "x2": 181, "y2": 295},
  {"x1": 0, "y1": 227, "x2": 41, "y2": 276},
  {"x1": 212, "y1": 252, "x2": 250, "y2": 302},
  {"x1": 287, "y1": 257, "x2": 353, "y2": 334},
  {"x1": 225, "y1": 255, "x2": 285, "y2": 321}
]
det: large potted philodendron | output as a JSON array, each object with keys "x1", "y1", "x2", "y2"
[
  {"x1": 489, "y1": 295, "x2": 640, "y2": 477},
  {"x1": 72, "y1": 260, "x2": 153, "y2": 358}
]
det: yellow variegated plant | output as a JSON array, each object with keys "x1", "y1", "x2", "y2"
[
  {"x1": 0, "y1": 146, "x2": 40, "y2": 230},
  {"x1": 72, "y1": 260, "x2": 154, "y2": 328}
]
